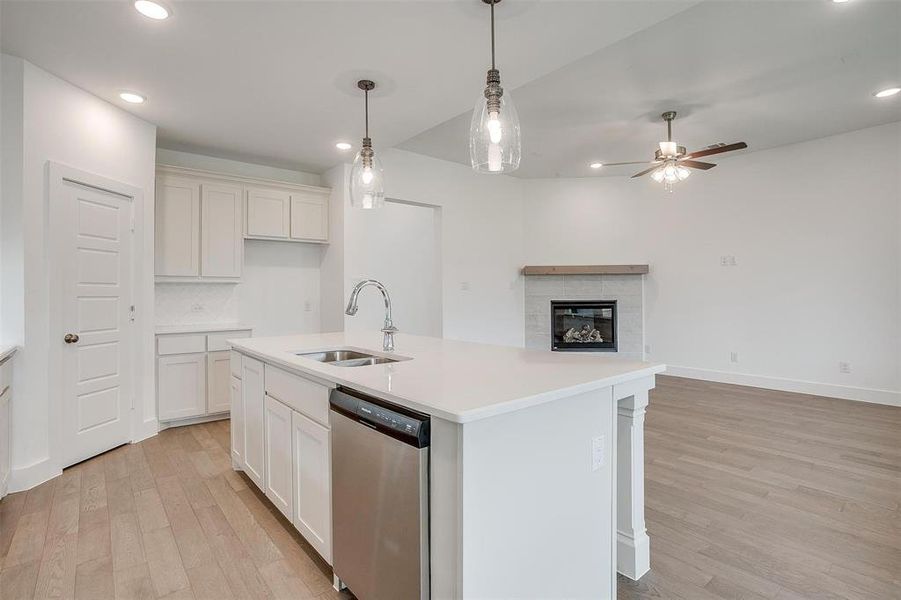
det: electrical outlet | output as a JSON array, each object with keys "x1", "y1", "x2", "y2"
[
  {"x1": 460, "y1": 281, "x2": 470, "y2": 291},
  {"x1": 191, "y1": 303, "x2": 204, "y2": 313},
  {"x1": 591, "y1": 435, "x2": 606, "y2": 471},
  {"x1": 720, "y1": 255, "x2": 737, "y2": 266},
  {"x1": 720, "y1": 256, "x2": 729, "y2": 266},
  {"x1": 304, "y1": 300, "x2": 312, "y2": 312},
  {"x1": 730, "y1": 351, "x2": 739, "y2": 363},
  {"x1": 839, "y1": 361, "x2": 852, "y2": 374}
]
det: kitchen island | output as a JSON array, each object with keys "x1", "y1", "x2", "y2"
[{"x1": 229, "y1": 331, "x2": 663, "y2": 599}]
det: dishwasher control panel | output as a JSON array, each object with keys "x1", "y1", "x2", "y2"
[{"x1": 330, "y1": 387, "x2": 430, "y2": 448}]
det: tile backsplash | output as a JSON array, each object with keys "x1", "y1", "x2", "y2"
[{"x1": 155, "y1": 283, "x2": 240, "y2": 325}]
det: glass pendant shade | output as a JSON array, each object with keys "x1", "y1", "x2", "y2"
[
  {"x1": 349, "y1": 150, "x2": 385, "y2": 209},
  {"x1": 470, "y1": 90, "x2": 521, "y2": 174}
]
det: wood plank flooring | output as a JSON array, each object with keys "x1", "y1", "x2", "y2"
[
  {"x1": 1, "y1": 375, "x2": 898, "y2": 599},
  {"x1": 0, "y1": 420, "x2": 349, "y2": 600},
  {"x1": 618, "y1": 375, "x2": 901, "y2": 600}
]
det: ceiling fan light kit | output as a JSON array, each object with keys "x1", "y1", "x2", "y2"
[{"x1": 604, "y1": 111, "x2": 748, "y2": 192}]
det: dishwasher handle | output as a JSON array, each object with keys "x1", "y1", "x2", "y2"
[{"x1": 330, "y1": 387, "x2": 430, "y2": 449}]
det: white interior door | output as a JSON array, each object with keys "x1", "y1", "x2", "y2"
[{"x1": 56, "y1": 175, "x2": 134, "y2": 467}]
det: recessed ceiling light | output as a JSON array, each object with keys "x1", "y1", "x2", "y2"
[
  {"x1": 119, "y1": 91, "x2": 146, "y2": 104},
  {"x1": 335, "y1": 142, "x2": 352, "y2": 151},
  {"x1": 874, "y1": 87, "x2": 901, "y2": 98},
  {"x1": 589, "y1": 162, "x2": 603, "y2": 169},
  {"x1": 134, "y1": 0, "x2": 170, "y2": 20},
  {"x1": 832, "y1": 0, "x2": 850, "y2": 3}
]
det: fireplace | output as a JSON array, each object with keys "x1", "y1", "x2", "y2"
[{"x1": 551, "y1": 300, "x2": 617, "y2": 352}]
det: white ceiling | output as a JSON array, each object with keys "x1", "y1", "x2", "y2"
[
  {"x1": 401, "y1": 0, "x2": 901, "y2": 177},
  {"x1": 0, "y1": 0, "x2": 697, "y2": 173}
]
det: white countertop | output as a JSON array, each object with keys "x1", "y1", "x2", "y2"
[
  {"x1": 0, "y1": 345, "x2": 18, "y2": 363},
  {"x1": 156, "y1": 323, "x2": 252, "y2": 335},
  {"x1": 231, "y1": 331, "x2": 665, "y2": 423}
]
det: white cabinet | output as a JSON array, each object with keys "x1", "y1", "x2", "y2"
[
  {"x1": 201, "y1": 182, "x2": 243, "y2": 278},
  {"x1": 290, "y1": 192, "x2": 328, "y2": 242},
  {"x1": 242, "y1": 356, "x2": 266, "y2": 490},
  {"x1": 265, "y1": 395, "x2": 294, "y2": 519},
  {"x1": 292, "y1": 410, "x2": 332, "y2": 563},
  {"x1": 155, "y1": 173, "x2": 242, "y2": 282},
  {"x1": 155, "y1": 175, "x2": 201, "y2": 277},
  {"x1": 207, "y1": 351, "x2": 232, "y2": 414},
  {"x1": 157, "y1": 353, "x2": 207, "y2": 421},
  {"x1": 156, "y1": 328, "x2": 252, "y2": 425},
  {"x1": 230, "y1": 375, "x2": 244, "y2": 469},
  {"x1": 246, "y1": 187, "x2": 290, "y2": 239},
  {"x1": 0, "y1": 355, "x2": 12, "y2": 499}
]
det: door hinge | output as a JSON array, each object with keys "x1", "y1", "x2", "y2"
[
  {"x1": 130, "y1": 216, "x2": 135, "y2": 232},
  {"x1": 129, "y1": 305, "x2": 136, "y2": 323}
]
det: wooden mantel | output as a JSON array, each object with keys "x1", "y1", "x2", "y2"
[{"x1": 521, "y1": 265, "x2": 649, "y2": 276}]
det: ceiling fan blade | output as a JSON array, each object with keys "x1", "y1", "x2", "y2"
[
  {"x1": 602, "y1": 161, "x2": 655, "y2": 167},
  {"x1": 679, "y1": 160, "x2": 716, "y2": 170},
  {"x1": 631, "y1": 165, "x2": 660, "y2": 179},
  {"x1": 684, "y1": 142, "x2": 748, "y2": 160}
]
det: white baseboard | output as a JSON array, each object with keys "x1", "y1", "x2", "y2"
[
  {"x1": 665, "y1": 366, "x2": 901, "y2": 407},
  {"x1": 9, "y1": 457, "x2": 61, "y2": 494},
  {"x1": 158, "y1": 412, "x2": 229, "y2": 431}
]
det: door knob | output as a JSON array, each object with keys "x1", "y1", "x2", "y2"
[{"x1": 64, "y1": 333, "x2": 79, "y2": 344}]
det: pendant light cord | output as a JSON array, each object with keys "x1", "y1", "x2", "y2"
[
  {"x1": 364, "y1": 89, "x2": 369, "y2": 139},
  {"x1": 490, "y1": 0, "x2": 496, "y2": 70}
]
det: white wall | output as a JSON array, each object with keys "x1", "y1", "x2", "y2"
[
  {"x1": 1, "y1": 55, "x2": 158, "y2": 490},
  {"x1": 322, "y1": 149, "x2": 525, "y2": 347},
  {"x1": 522, "y1": 122, "x2": 901, "y2": 405},
  {"x1": 153, "y1": 151, "x2": 324, "y2": 337}
]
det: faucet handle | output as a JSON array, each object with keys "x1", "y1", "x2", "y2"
[{"x1": 381, "y1": 324, "x2": 399, "y2": 334}]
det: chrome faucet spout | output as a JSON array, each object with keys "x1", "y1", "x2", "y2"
[{"x1": 345, "y1": 279, "x2": 397, "y2": 351}]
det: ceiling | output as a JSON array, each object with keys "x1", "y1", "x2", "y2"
[
  {"x1": 402, "y1": 0, "x2": 901, "y2": 178},
  {"x1": 0, "y1": 0, "x2": 697, "y2": 173}
]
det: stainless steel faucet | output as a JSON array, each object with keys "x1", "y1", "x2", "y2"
[{"x1": 345, "y1": 279, "x2": 398, "y2": 352}]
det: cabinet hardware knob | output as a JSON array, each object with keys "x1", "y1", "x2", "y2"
[{"x1": 64, "y1": 333, "x2": 80, "y2": 344}]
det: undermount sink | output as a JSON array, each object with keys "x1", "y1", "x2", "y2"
[{"x1": 295, "y1": 349, "x2": 401, "y2": 367}]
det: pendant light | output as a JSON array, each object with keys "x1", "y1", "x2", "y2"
[
  {"x1": 469, "y1": 0, "x2": 521, "y2": 174},
  {"x1": 349, "y1": 80, "x2": 385, "y2": 209}
]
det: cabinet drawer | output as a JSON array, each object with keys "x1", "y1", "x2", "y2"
[
  {"x1": 264, "y1": 365, "x2": 331, "y2": 428},
  {"x1": 157, "y1": 334, "x2": 206, "y2": 356},
  {"x1": 207, "y1": 330, "x2": 251, "y2": 352}
]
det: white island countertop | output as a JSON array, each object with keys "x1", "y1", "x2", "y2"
[{"x1": 230, "y1": 331, "x2": 665, "y2": 423}]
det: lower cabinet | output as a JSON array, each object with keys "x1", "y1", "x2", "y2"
[
  {"x1": 230, "y1": 375, "x2": 243, "y2": 467},
  {"x1": 158, "y1": 353, "x2": 207, "y2": 421},
  {"x1": 264, "y1": 395, "x2": 294, "y2": 519},
  {"x1": 292, "y1": 410, "x2": 332, "y2": 563},
  {"x1": 242, "y1": 356, "x2": 266, "y2": 489},
  {"x1": 207, "y1": 351, "x2": 232, "y2": 413}
]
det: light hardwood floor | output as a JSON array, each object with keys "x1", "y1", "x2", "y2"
[{"x1": 1, "y1": 375, "x2": 898, "y2": 599}]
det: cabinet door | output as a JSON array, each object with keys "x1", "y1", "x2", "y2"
[
  {"x1": 155, "y1": 176, "x2": 200, "y2": 276},
  {"x1": 230, "y1": 375, "x2": 244, "y2": 469},
  {"x1": 207, "y1": 350, "x2": 232, "y2": 414},
  {"x1": 292, "y1": 410, "x2": 332, "y2": 563},
  {"x1": 201, "y1": 182, "x2": 243, "y2": 278},
  {"x1": 0, "y1": 388, "x2": 9, "y2": 498},
  {"x1": 242, "y1": 356, "x2": 266, "y2": 490},
  {"x1": 246, "y1": 188, "x2": 290, "y2": 239},
  {"x1": 158, "y1": 353, "x2": 207, "y2": 421},
  {"x1": 290, "y1": 193, "x2": 328, "y2": 242},
  {"x1": 265, "y1": 396, "x2": 293, "y2": 519}
]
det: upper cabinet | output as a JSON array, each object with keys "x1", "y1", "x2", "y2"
[
  {"x1": 246, "y1": 186, "x2": 329, "y2": 243},
  {"x1": 156, "y1": 175, "x2": 201, "y2": 277},
  {"x1": 155, "y1": 166, "x2": 330, "y2": 281}
]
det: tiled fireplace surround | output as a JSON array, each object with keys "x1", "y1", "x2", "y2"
[{"x1": 524, "y1": 274, "x2": 644, "y2": 360}]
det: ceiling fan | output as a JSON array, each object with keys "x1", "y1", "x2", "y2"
[{"x1": 604, "y1": 111, "x2": 748, "y2": 191}]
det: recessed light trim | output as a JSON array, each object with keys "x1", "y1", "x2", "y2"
[
  {"x1": 874, "y1": 87, "x2": 901, "y2": 98},
  {"x1": 119, "y1": 91, "x2": 146, "y2": 104},
  {"x1": 335, "y1": 142, "x2": 352, "y2": 151},
  {"x1": 134, "y1": 0, "x2": 170, "y2": 20},
  {"x1": 589, "y1": 162, "x2": 603, "y2": 169}
]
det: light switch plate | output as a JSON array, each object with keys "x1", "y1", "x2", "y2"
[{"x1": 591, "y1": 435, "x2": 606, "y2": 471}]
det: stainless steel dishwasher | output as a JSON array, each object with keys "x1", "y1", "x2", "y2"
[{"x1": 330, "y1": 387, "x2": 430, "y2": 600}]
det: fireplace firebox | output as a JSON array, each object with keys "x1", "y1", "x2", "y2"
[{"x1": 550, "y1": 300, "x2": 617, "y2": 352}]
